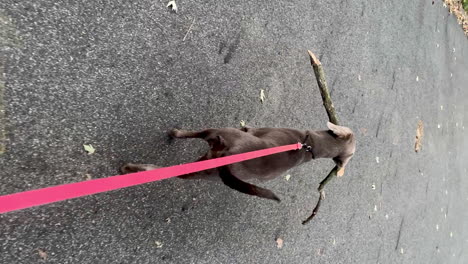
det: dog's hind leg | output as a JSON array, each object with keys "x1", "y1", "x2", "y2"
[
  {"x1": 169, "y1": 129, "x2": 210, "y2": 139},
  {"x1": 218, "y1": 167, "x2": 280, "y2": 202},
  {"x1": 120, "y1": 163, "x2": 161, "y2": 174}
]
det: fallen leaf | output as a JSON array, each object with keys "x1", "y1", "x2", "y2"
[
  {"x1": 85, "y1": 174, "x2": 92, "y2": 180},
  {"x1": 400, "y1": 248, "x2": 404, "y2": 254},
  {"x1": 260, "y1": 89, "x2": 266, "y2": 103},
  {"x1": 165, "y1": 218, "x2": 171, "y2": 224},
  {"x1": 83, "y1": 144, "x2": 95, "y2": 154},
  {"x1": 37, "y1": 249, "x2": 47, "y2": 260},
  {"x1": 240, "y1": 120, "x2": 246, "y2": 127},
  {"x1": 358, "y1": 74, "x2": 361, "y2": 81},
  {"x1": 155, "y1": 241, "x2": 163, "y2": 248},
  {"x1": 166, "y1": 1, "x2": 178, "y2": 13},
  {"x1": 374, "y1": 205, "x2": 378, "y2": 211},
  {"x1": 285, "y1": 174, "x2": 291, "y2": 181},
  {"x1": 414, "y1": 120, "x2": 424, "y2": 152},
  {"x1": 371, "y1": 183, "x2": 376, "y2": 190},
  {"x1": 276, "y1": 238, "x2": 283, "y2": 249},
  {"x1": 375, "y1": 157, "x2": 380, "y2": 163}
]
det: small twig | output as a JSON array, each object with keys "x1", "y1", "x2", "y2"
[
  {"x1": 183, "y1": 18, "x2": 195, "y2": 41},
  {"x1": 302, "y1": 50, "x2": 341, "y2": 225}
]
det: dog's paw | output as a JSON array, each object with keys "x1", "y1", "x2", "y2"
[
  {"x1": 169, "y1": 128, "x2": 182, "y2": 138},
  {"x1": 120, "y1": 163, "x2": 146, "y2": 174}
]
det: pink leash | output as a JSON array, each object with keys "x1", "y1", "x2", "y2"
[{"x1": 0, "y1": 143, "x2": 303, "y2": 214}]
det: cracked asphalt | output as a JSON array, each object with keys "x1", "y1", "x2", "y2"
[{"x1": 0, "y1": 0, "x2": 467, "y2": 263}]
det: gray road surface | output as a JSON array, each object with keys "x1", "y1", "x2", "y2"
[{"x1": 1, "y1": 0, "x2": 467, "y2": 263}]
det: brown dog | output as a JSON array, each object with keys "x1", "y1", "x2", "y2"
[{"x1": 121, "y1": 122, "x2": 355, "y2": 202}]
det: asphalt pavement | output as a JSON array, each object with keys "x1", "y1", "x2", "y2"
[{"x1": 1, "y1": 0, "x2": 467, "y2": 263}]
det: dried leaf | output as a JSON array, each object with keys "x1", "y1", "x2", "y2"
[
  {"x1": 240, "y1": 120, "x2": 246, "y2": 127},
  {"x1": 414, "y1": 120, "x2": 424, "y2": 152},
  {"x1": 83, "y1": 144, "x2": 95, "y2": 154},
  {"x1": 285, "y1": 174, "x2": 291, "y2": 181},
  {"x1": 85, "y1": 174, "x2": 92, "y2": 180},
  {"x1": 166, "y1": 1, "x2": 178, "y2": 13},
  {"x1": 260, "y1": 89, "x2": 266, "y2": 103},
  {"x1": 276, "y1": 238, "x2": 283, "y2": 249},
  {"x1": 37, "y1": 249, "x2": 47, "y2": 260},
  {"x1": 155, "y1": 241, "x2": 163, "y2": 248}
]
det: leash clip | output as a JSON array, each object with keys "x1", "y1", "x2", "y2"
[
  {"x1": 301, "y1": 133, "x2": 313, "y2": 152},
  {"x1": 302, "y1": 143, "x2": 313, "y2": 152}
]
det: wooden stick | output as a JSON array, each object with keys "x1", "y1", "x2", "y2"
[
  {"x1": 307, "y1": 50, "x2": 339, "y2": 126},
  {"x1": 302, "y1": 50, "x2": 340, "y2": 225},
  {"x1": 302, "y1": 166, "x2": 338, "y2": 224}
]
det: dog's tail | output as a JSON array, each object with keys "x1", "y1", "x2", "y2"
[{"x1": 218, "y1": 166, "x2": 280, "y2": 202}]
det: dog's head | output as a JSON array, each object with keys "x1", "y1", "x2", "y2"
[{"x1": 326, "y1": 122, "x2": 356, "y2": 174}]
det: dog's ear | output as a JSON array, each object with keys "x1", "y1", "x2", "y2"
[{"x1": 327, "y1": 122, "x2": 353, "y2": 139}]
